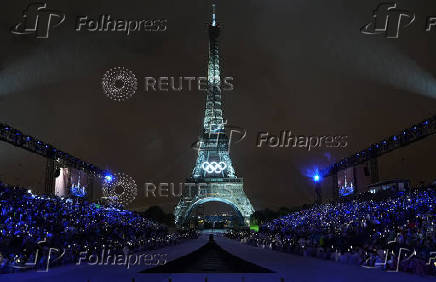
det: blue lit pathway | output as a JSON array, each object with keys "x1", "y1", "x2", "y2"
[{"x1": 2, "y1": 233, "x2": 433, "y2": 282}]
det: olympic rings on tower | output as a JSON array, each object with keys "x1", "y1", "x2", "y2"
[{"x1": 201, "y1": 161, "x2": 227, "y2": 174}]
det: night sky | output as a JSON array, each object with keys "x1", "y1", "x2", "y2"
[{"x1": 1, "y1": 0, "x2": 436, "y2": 213}]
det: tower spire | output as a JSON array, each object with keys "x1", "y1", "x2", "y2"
[
  {"x1": 203, "y1": 3, "x2": 223, "y2": 134},
  {"x1": 211, "y1": 4, "x2": 216, "y2": 26}
]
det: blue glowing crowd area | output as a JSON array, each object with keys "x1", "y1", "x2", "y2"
[
  {"x1": 227, "y1": 187, "x2": 436, "y2": 276},
  {"x1": 0, "y1": 182, "x2": 198, "y2": 273},
  {"x1": 104, "y1": 173, "x2": 114, "y2": 183}
]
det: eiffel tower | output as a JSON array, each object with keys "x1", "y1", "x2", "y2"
[{"x1": 174, "y1": 4, "x2": 254, "y2": 226}]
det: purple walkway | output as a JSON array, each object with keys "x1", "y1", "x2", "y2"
[{"x1": 1, "y1": 233, "x2": 433, "y2": 282}]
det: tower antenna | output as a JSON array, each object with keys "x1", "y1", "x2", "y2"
[{"x1": 212, "y1": 4, "x2": 216, "y2": 26}]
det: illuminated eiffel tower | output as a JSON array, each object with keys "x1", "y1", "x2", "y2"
[{"x1": 174, "y1": 4, "x2": 254, "y2": 226}]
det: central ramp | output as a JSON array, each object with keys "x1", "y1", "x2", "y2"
[{"x1": 141, "y1": 235, "x2": 272, "y2": 273}]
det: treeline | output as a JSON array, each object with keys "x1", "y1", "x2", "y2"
[{"x1": 138, "y1": 206, "x2": 175, "y2": 227}]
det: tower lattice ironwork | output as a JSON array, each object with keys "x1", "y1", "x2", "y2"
[{"x1": 174, "y1": 4, "x2": 254, "y2": 226}]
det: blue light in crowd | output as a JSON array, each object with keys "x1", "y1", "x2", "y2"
[
  {"x1": 104, "y1": 174, "x2": 113, "y2": 182},
  {"x1": 313, "y1": 174, "x2": 320, "y2": 182}
]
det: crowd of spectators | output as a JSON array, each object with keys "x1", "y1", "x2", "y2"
[
  {"x1": 0, "y1": 182, "x2": 198, "y2": 273},
  {"x1": 226, "y1": 188, "x2": 436, "y2": 276}
]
